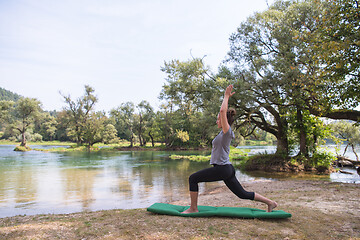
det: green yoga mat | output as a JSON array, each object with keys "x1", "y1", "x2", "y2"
[{"x1": 147, "y1": 203, "x2": 291, "y2": 219}]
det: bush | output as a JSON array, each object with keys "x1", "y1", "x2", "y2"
[
  {"x1": 309, "y1": 150, "x2": 336, "y2": 170},
  {"x1": 240, "y1": 153, "x2": 289, "y2": 171},
  {"x1": 8, "y1": 136, "x2": 17, "y2": 142},
  {"x1": 32, "y1": 133, "x2": 43, "y2": 142}
]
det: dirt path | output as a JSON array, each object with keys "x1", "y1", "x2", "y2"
[{"x1": 1, "y1": 179, "x2": 359, "y2": 239}]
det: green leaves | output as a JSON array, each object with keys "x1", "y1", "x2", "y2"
[
  {"x1": 110, "y1": 102, "x2": 135, "y2": 145},
  {"x1": 61, "y1": 85, "x2": 108, "y2": 148},
  {"x1": 160, "y1": 58, "x2": 208, "y2": 111},
  {"x1": 225, "y1": 0, "x2": 360, "y2": 158},
  {"x1": 312, "y1": 0, "x2": 360, "y2": 107},
  {"x1": 3, "y1": 97, "x2": 43, "y2": 146},
  {"x1": 159, "y1": 58, "x2": 218, "y2": 147}
]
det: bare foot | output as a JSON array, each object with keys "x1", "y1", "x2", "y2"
[
  {"x1": 181, "y1": 207, "x2": 199, "y2": 214},
  {"x1": 267, "y1": 201, "x2": 278, "y2": 212}
]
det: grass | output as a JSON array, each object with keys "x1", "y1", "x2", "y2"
[
  {"x1": 13, "y1": 145, "x2": 31, "y2": 151},
  {"x1": 0, "y1": 180, "x2": 359, "y2": 239},
  {"x1": 0, "y1": 140, "x2": 75, "y2": 146},
  {"x1": 0, "y1": 140, "x2": 167, "y2": 152},
  {"x1": 244, "y1": 140, "x2": 273, "y2": 146}
]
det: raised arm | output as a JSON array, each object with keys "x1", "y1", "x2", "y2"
[{"x1": 219, "y1": 85, "x2": 235, "y2": 133}]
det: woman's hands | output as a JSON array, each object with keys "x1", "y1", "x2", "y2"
[
  {"x1": 219, "y1": 84, "x2": 235, "y2": 133},
  {"x1": 224, "y1": 84, "x2": 235, "y2": 98}
]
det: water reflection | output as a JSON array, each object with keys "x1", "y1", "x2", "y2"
[
  {"x1": 61, "y1": 168, "x2": 99, "y2": 211},
  {"x1": 0, "y1": 145, "x2": 358, "y2": 218},
  {"x1": 0, "y1": 146, "x2": 228, "y2": 217}
]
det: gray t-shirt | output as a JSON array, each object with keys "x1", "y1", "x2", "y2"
[{"x1": 210, "y1": 127, "x2": 235, "y2": 165}]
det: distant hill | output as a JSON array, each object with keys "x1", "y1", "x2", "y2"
[{"x1": 0, "y1": 87, "x2": 22, "y2": 101}]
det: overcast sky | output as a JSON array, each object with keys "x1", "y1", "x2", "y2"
[{"x1": 0, "y1": 0, "x2": 274, "y2": 112}]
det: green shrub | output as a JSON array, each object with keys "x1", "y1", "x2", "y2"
[
  {"x1": 309, "y1": 150, "x2": 335, "y2": 169},
  {"x1": 239, "y1": 153, "x2": 289, "y2": 171},
  {"x1": 32, "y1": 133, "x2": 43, "y2": 142},
  {"x1": 169, "y1": 154, "x2": 210, "y2": 162}
]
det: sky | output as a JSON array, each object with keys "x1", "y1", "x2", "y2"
[{"x1": 0, "y1": 0, "x2": 274, "y2": 112}]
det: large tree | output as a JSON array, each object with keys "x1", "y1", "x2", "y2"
[
  {"x1": 160, "y1": 59, "x2": 207, "y2": 134},
  {"x1": 226, "y1": 0, "x2": 305, "y2": 155},
  {"x1": 12, "y1": 98, "x2": 42, "y2": 147},
  {"x1": 134, "y1": 100, "x2": 154, "y2": 146},
  {"x1": 81, "y1": 111, "x2": 107, "y2": 149},
  {"x1": 34, "y1": 112, "x2": 57, "y2": 141},
  {"x1": 61, "y1": 85, "x2": 98, "y2": 145},
  {"x1": 159, "y1": 58, "x2": 220, "y2": 146},
  {"x1": 226, "y1": 0, "x2": 359, "y2": 156},
  {"x1": 110, "y1": 102, "x2": 136, "y2": 147}
]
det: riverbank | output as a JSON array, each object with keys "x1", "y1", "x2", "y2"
[
  {"x1": 1, "y1": 179, "x2": 359, "y2": 239},
  {"x1": 0, "y1": 140, "x2": 212, "y2": 152},
  {"x1": 3, "y1": 141, "x2": 338, "y2": 175}
]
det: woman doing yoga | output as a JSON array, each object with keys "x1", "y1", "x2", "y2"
[{"x1": 182, "y1": 84, "x2": 278, "y2": 214}]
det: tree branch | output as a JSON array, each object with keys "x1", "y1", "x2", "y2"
[{"x1": 309, "y1": 108, "x2": 360, "y2": 122}]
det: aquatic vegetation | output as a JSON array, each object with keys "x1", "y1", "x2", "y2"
[
  {"x1": 13, "y1": 146, "x2": 31, "y2": 152},
  {"x1": 170, "y1": 147, "x2": 249, "y2": 162}
]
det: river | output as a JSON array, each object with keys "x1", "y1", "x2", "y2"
[{"x1": 0, "y1": 144, "x2": 358, "y2": 218}]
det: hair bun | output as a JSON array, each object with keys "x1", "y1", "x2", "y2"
[{"x1": 226, "y1": 108, "x2": 236, "y2": 126}]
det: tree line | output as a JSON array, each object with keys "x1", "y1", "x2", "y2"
[
  {"x1": 0, "y1": 0, "x2": 359, "y2": 164},
  {"x1": 0, "y1": 85, "x2": 214, "y2": 149},
  {"x1": 0, "y1": 87, "x2": 21, "y2": 102}
]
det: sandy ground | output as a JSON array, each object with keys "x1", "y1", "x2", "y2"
[
  {"x1": 172, "y1": 179, "x2": 359, "y2": 215},
  {"x1": 0, "y1": 179, "x2": 359, "y2": 239}
]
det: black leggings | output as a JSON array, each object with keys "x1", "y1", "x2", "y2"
[{"x1": 188, "y1": 164, "x2": 255, "y2": 200}]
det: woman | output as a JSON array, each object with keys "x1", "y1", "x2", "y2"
[{"x1": 182, "y1": 84, "x2": 277, "y2": 214}]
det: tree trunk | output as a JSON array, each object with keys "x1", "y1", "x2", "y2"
[
  {"x1": 259, "y1": 104, "x2": 290, "y2": 156},
  {"x1": 297, "y1": 109, "x2": 308, "y2": 157},
  {"x1": 138, "y1": 133, "x2": 143, "y2": 146},
  {"x1": 343, "y1": 144, "x2": 349, "y2": 155},
  {"x1": 149, "y1": 131, "x2": 154, "y2": 147},
  {"x1": 87, "y1": 142, "x2": 91, "y2": 152},
  {"x1": 20, "y1": 130, "x2": 26, "y2": 147},
  {"x1": 275, "y1": 131, "x2": 289, "y2": 155},
  {"x1": 130, "y1": 135, "x2": 133, "y2": 148},
  {"x1": 165, "y1": 135, "x2": 169, "y2": 147},
  {"x1": 351, "y1": 144, "x2": 359, "y2": 161},
  {"x1": 75, "y1": 125, "x2": 82, "y2": 145},
  {"x1": 139, "y1": 114, "x2": 143, "y2": 146}
]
